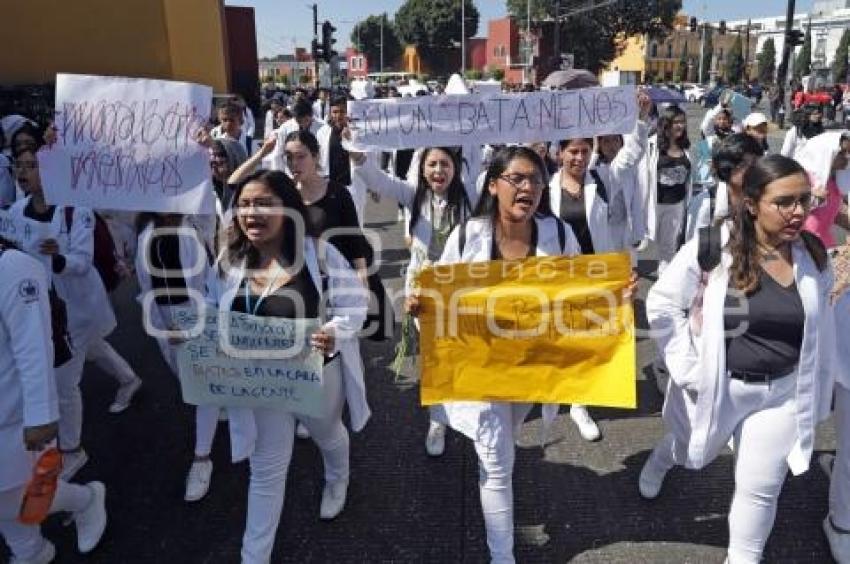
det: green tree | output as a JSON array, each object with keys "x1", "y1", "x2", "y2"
[
  {"x1": 701, "y1": 27, "x2": 713, "y2": 82},
  {"x1": 505, "y1": 0, "x2": 681, "y2": 74},
  {"x1": 725, "y1": 35, "x2": 745, "y2": 84},
  {"x1": 794, "y1": 24, "x2": 812, "y2": 79},
  {"x1": 351, "y1": 14, "x2": 403, "y2": 72},
  {"x1": 394, "y1": 0, "x2": 479, "y2": 71},
  {"x1": 832, "y1": 29, "x2": 850, "y2": 84},
  {"x1": 757, "y1": 37, "x2": 776, "y2": 84},
  {"x1": 487, "y1": 66, "x2": 505, "y2": 81}
]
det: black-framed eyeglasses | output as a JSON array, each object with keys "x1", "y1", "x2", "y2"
[
  {"x1": 769, "y1": 193, "x2": 813, "y2": 214},
  {"x1": 499, "y1": 173, "x2": 544, "y2": 190}
]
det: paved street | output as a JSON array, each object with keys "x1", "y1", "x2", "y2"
[{"x1": 5, "y1": 103, "x2": 838, "y2": 563}]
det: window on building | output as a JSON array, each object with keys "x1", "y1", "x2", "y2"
[
  {"x1": 667, "y1": 43, "x2": 673, "y2": 59},
  {"x1": 650, "y1": 43, "x2": 658, "y2": 58}
]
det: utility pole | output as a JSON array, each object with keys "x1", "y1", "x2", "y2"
[
  {"x1": 312, "y1": 3, "x2": 319, "y2": 88},
  {"x1": 777, "y1": 0, "x2": 796, "y2": 88},
  {"x1": 744, "y1": 19, "x2": 751, "y2": 82},
  {"x1": 554, "y1": 0, "x2": 561, "y2": 71},
  {"x1": 380, "y1": 13, "x2": 385, "y2": 74},
  {"x1": 699, "y1": 23, "x2": 706, "y2": 84},
  {"x1": 461, "y1": 0, "x2": 466, "y2": 76}
]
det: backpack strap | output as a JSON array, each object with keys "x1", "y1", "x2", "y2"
[
  {"x1": 697, "y1": 224, "x2": 722, "y2": 272},
  {"x1": 588, "y1": 169, "x2": 608, "y2": 205},
  {"x1": 556, "y1": 218, "x2": 566, "y2": 254}
]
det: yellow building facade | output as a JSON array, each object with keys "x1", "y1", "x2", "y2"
[{"x1": 0, "y1": 0, "x2": 230, "y2": 91}]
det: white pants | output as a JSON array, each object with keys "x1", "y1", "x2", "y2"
[
  {"x1": 655, "y1": 202, "x2": 686, "y2": 273},
  {"x1": 831, "y1": 384, "x2": 850, "y2": 530},
  {"x1": 240, "y1": 358, "x2": 344, "y2": 564},
  {"x1": 155, "y1": 334, "x2": 219, "y2": 458},
  {"x1": 85, "y1": 337, "x2": 137, "y2": 385},
  {"x1": 0, "y1": 480, "x2": 91, "y2": 560},
  {"x1": 648, "y1": 373, "x2": 797, "y2": 564},
  {"x1": 55, "y1": 347, "x2": 87, "y2": 451}
]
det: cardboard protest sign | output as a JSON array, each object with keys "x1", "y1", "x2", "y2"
[
  {"x1": 418, "y1": 253, "x2": 635, "y2": 407},
  {"x1": 38, "y1": 74, "x2": 214, "y2": 214},
  {"x1": 174, "y1": 307, "x2": 328, "y2": 416},
  {"x1": 347, "y1": 86, "x2": 638, "y2": 151}
]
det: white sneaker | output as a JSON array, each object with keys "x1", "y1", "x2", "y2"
[
  {"x1": 184, "y1": 459, "x2": 213, "y2": 502},
  {"x1": 639, "y1": 454, "x2": 669, "y2": 500},
  {"x1": 319, "y1": 480, "x2": 348, "y2": 520},
  {"x1": 10, "y1": 540, "x2": 55, "y2": 564},
  {"x1": 569, "y1": 405, "x2": 601, "y2": 442},
  {"x1": 74, "y1": 482, "x2": 107, "y2": 554},
  {"x1": 296, "y1": 422, "x2": 310, "y2": 439},
  {"x1": 60, "y1": 449, "x2": 89, "y2": 481},
  {"x1": 824, "y1": 516, "x2": 850, "y2": 564},
  {"x1": 108, "y1": 376, "x2": 142, "y2": 414},
  {"x1": 425, "y1": 421, "x2": 446, "y2": 457}
]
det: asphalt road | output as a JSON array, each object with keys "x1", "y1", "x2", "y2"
[{"x1": 3, "y1": 103, "x2": 838, "y2": 563}]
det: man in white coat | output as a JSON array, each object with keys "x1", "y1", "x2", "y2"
[
  {"x1": 268, "y1": 99, "x2": 323, "y2": 172},
  {"x1": 0, "y1": 243, "x2": 107, "y2": 562}
]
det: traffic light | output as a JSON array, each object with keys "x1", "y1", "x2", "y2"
[
  {"x1": 311, "y1": 38, "x2": 323, "y2": 62},
  {"x1": 787, "y1": 29, "x2": 805, "y2": 47},
  {"x1": 321, "y1": 21, "x2": 337, "y2": 63},
  {"x1": 689, "y1": 17, "x2": 697, "y2": 33},
  {"x1": 718, "y1": 20, "x2": 726, "y2": 35}
]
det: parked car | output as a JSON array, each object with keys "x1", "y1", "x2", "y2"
[
  {"x1": 701, "y1": 86, "x2": 725, "y2": 108},
  {"x1": 683, "y1": 84, "x2": 706, "y2": 102}
]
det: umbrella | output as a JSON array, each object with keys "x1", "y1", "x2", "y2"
[
  {"x1": 542, "y1": 69, "x2": 598, "y2": 90},
  {"x1": 645, "y1": 86, "x2": 687, "y2": 104}
]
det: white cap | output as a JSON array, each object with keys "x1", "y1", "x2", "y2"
[{"x1": 742, "y1": 112, "x2": 768, "y2": 128}]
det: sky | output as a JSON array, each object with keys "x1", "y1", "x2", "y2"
[{"x1": 227, "y1": 0, "x2": 816, "y2": 58}]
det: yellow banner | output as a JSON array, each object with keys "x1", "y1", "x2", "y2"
[{"x1": 418, "y1": 253, "x2": 635, "y2": 408}]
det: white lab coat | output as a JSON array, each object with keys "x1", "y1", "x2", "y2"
[
  {"x1": 834, "y1": 292, "x2": 850, "y2": 390},
  {"x1": 9, "y1": 198, "x2": 116, "y2": 348},
  {"x1": 589, "y1": 120, "x2": 649, "y2": 250},
  {"x1": 243, "y1": 107, "x2": 255, "y2": 139},
  {"x1": 646, "y1": 225, "x2": 835, "y2": 475},
  {"x1": 684, "y1": 182, "x2": 730, "y2": 242},
  {"x1": 134, "y1": 218, "x2": 211, "y2": 333},
  {"x1": 351, "y1": 158, "x2": 481, "y2": 293},
  {"x1": 211, "y1": 126, "x2": 251, "y2": 156},
  {"x1": 549, "y1": 170, "x2": 613, "y2": 254},
  {"x1": 0, "y1": 248, "x2": 58, "y2": 490},
  {"x1": 313, "y1": 99, "x2": 329, "y2": 123},
  {"x1": 636, "y1": 135, "x2": 694, "y2": 241},
  {"x1": 0, "y1": 153, "x2": 14, "y2": 206},
  {"x1": 206, "y1": 237, "x2": 369, "y2": 462},
  {"x1": 429, "y1": 215, "x2": 580, "y2": 447}
]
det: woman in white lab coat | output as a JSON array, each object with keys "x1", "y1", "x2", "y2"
[
  {"x1": 642, "y1": 155, "x2": 835, "y2": 564},
  {"x1": 409, "y1": 146, "x2": 579, "y2": 563},
  {"x1": 207, "y1": 169, "x2": 367, "y2": 563},
  {"x1": 134, "y1": 213, "x2": 224, "y2": 503},
  {"x1": 636, "y1": 105, "x2": 694, "y2": 273},
  {"x1": 351, "y1": 144, "x2": 479, "y2": 456},
  {"x1": 0, "y1": 240, "x2": 107, "y2": 562},
  {"x1": 9, "y1": 148, "x2": 118, "y2": 481}
]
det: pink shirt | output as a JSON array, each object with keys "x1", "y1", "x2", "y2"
[{"x1": 803, "y1": 179, "x2": 841, "y2": 248}]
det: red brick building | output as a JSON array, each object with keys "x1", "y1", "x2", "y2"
[
  {"x1": 484, "y1": 17, "x2": 557, "y2": 85},
  {"x1": 346, "y1": 47, "x2": 368, "y2": 79}
]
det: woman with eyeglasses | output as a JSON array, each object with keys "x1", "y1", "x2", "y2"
[
  {"x1": 208, "y1": 170, "x2": 367, "y2": 562},
  {"x1": 350, "y1": 143, "x2": 478, "y2": 457},
  {"x1": 8, "y1": 147, "x2": 123, "y2": 480},
  {"x1": 636, "y1": 105, "x2": 694, "y2": 274},
  {"x1": 133, "y1": 211, "x2": 222, "y2": 503},
  {"x1": 408, "y1": 145, "x2": 579, "y2": 563},
  {"x1": 643, "y1": 155, "x2": 835, "y2": 564}
]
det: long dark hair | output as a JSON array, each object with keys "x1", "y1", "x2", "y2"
[
  {"x1": 729, "y1": 154, "x2": 826, "y2": 294},
  {"x1": 657, "y1": 105, "x2": 690, "y2": 152},
  {"x1": 226, "y1": 170, "x2": 314, "y2": 269},
  {"x1": 472, "y1": 145, "x2": 552, "y2": 219},
  {"x1": 408, "y1": 147, "x2": 470, "y2": 236}
]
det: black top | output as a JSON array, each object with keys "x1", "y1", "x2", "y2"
[
  {"x1": 724, "y1": 270, "x2": 805, "y2": 375},
  {"x1": 490, "y1": 221, "x2": 538, "y2": 260},
  {"x1": 231, "y1": 267, "x2": 320, "y2": 319},
  {"x1": 657, "y1": 153, "x2": 691, "y2": 204},
  {"x1": 305, "y1": 181, "x2": 370, "y2": 265},
  {"x1": 149, "y1": 233, "x2": 189, "y2": 306},
  {"x1": 559, "y1": 189, "x2": 594, "y2": 254},
  {"x1": 328, "y1": 126, "x2": 351, "y2": 187}
]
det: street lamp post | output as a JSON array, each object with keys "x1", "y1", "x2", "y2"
[{"x1": 461, "y1": 0, "x2": 466, "y2": 76}]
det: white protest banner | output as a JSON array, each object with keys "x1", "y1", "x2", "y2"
[
  {"x1": 347, "y1": 86, "x2": 638, "y2": 151},
  {"x1": 38, "y1": 74, "x2": 215, "y2": 214},
  {"x1": 174, "y1": 307, "x2": 328, "y2": 416}
]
